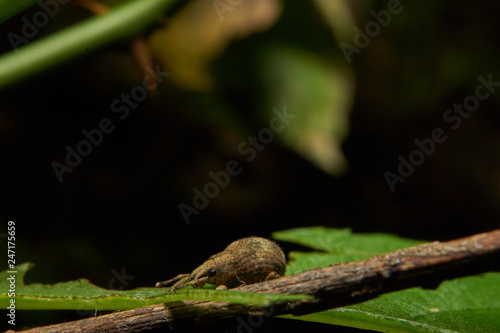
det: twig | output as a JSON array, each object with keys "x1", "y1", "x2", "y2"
[{"x1": 10, "y1": 229, "x2": 500, "y2": 332}]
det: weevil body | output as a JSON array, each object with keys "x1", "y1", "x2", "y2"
[{"x1": 155, "y1": 237, "x2": 286, "y2": 290}]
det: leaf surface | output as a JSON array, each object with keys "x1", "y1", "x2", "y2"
[
  {"x1": 273, "y1": 227, "x2": 500, "y2": 333},
  {"x1": 0, "y1": 263, "x2": 310, "y2": 311}
]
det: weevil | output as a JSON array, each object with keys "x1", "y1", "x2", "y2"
[{"x1": 155, "y1": 237, "x2": 286, "y2": 290}]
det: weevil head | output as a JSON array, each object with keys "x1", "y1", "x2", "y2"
[
  {"x1": 188, "y1": 252, "x2": 236, "y2": 288},
  {"x1": 188, "y1": 261, "x2": 217, "y2": 288}
]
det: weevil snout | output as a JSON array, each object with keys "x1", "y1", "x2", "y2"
[
  {"x1": 156, "y1": 258, "x2": 220, "y2": 290},
  {"x1": 184, "y1": 260, "x2": 218, "y2": 288}
]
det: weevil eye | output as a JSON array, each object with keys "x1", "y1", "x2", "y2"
[{"x1": 208, "y1": 269, "x2": 216, "y2": 277}]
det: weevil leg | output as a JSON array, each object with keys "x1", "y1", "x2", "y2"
[
  {"x1": 234, "y1": 275, "x2": 246, "y2": 287},
  {"x1": 155, "y1": 273, "x2": 190, "y2": 288},
  {"x1": 170, "y1": 276, "x2": 195, "y2": 290},
  {"x1": 184, "y1": 275, "x2": 210, "y2": 289},
  {"x1": 215, "y1": 285, "x2": 228, "y2": 290},
  {"x1": 263, "y1": 271, "x2": 282, "y2": 281}
]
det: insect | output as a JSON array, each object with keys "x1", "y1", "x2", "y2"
[{"x1": 155, "y1": 237, "x2": 287, "y2": 290}]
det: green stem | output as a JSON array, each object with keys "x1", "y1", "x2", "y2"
[{"x1": 0, "y1": 0, "x2": 178, "y2": 89}]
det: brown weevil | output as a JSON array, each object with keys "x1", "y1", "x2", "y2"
[{"x1": 155, "y1": 237, "x2": 286, "y2": 290}]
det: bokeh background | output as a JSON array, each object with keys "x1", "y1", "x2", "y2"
[{"x1": 1, "y1": 0, "x2": 500, "y2": 331}]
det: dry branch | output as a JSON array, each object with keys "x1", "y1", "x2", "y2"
[{"x1": 10, "y1": 229, "x2": 500, "y2": 333}]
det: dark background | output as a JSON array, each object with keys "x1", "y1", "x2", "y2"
[{"x1": 1, "y1": 0, "x2": 499, "y2": 331}]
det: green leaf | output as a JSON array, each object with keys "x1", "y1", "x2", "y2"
[
  {"x1": 0, "y1": 0, "x2": 179, "y2": 89},
  {"x1": 0, "y1": 0, "x2": 39, "y2": 24},
  {"x1": 273, "y1": 226, "x2": 424, "y2": 276},
  {"x1": 0, "y1": 263, "x2": 310, "y2": 310},
  {"x1": 259, "y1": 47, "x2": 355, "y2": 176},
  {"x1": 273, "y1": 227, "x2": 500, "y2": 333},
  {"x1": 273, "y1": 226, "x2": 424, "y2": 275}
]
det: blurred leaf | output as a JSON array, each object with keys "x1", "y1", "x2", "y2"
[
  {"x1": 149, "y1": 0, "x2": 282, "y2": 91},
  {"x1": 261, "y1": 48, "x2": 355, "y2": 175},
  {"x1": 0, "y1": 263, "x2": 311, "y2": 310},
  {"x1": 273, "y1": 227, "x2": 500, "y2": 332},
  {"x1": 311, "y1": 0, "x2": 360, "y2": 44},
  {"x1": 0, "y1": 0, "x2": 38, "y2": 24}
]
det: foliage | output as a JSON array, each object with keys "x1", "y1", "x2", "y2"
[
  {"x1": 274, "y1": 227, "x2": 500, "y2": 333},
  {"x1": 2, "y1": 228, "x2": 498, "y2": 333},
  {"x1": 0, "y1": 262, "x2": 310, "y2": 311},
  {"x1": 2, "y1": 1, "x2": 500, "y2": 331}
]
